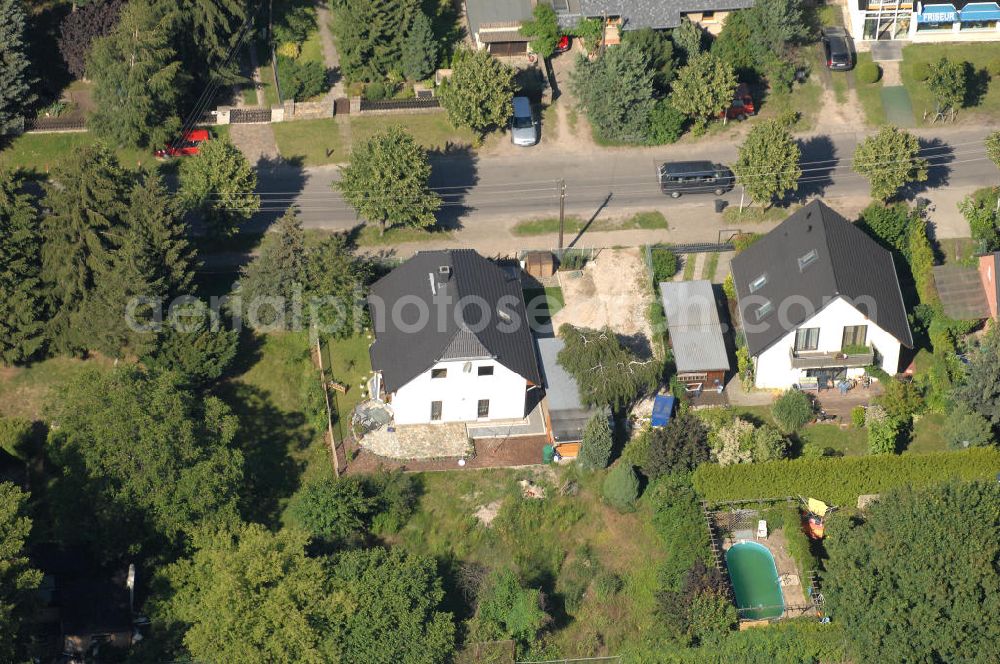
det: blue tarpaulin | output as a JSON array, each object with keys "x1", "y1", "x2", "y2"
[{"x1": 651, "y1": 395, "x2": 676, "y2": 428}]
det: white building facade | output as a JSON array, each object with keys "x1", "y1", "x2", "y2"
[
  {"x1": 848, "y1": 1, "x2": 1000, "y2": 41},
  {"x1": 752, "y1": 297, "x2": 903, "y2": 389},
  {"x1": 390, "y1": 358, "x2": 532, "y2": 425}
]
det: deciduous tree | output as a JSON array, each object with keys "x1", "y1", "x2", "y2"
[
  {"x1": 0, "y1": 0, "x2": 34, "y2": 135},
  {"x1": 519, "y1": 3, "x2": 559, "y2": 58},
  {"x1": 88, "y1": 0, "x2": 184, "y2": 148},
  {"x1": 179, "y1": 137, "x2": 259, "y2": 238},
  {"x1": 46, "y1": 367, "x2": 243, "y2": 560},
  {"x1": 853, "y1": 126, "x2": 928, "y2": 201},
  {"x1": 669, "y1": 53, "x2": 737, "y2": 129},
  {"x1": 927, "y1": 57, "x2": 966, "y2": 114},
  {"x1": 557, "y1": 324, "x2": 661, "y2": 409},
  {"x1": 336, "y1": 125, "x2": 441, "y2": 235},
  {"x1": 824, "y1": 482, "x2": 1000, "y2": 662},
  {"x1": 439, "y1": 48, "x2": 516, "y2": 137},
  {"x1": 471, "y1": 568, "x2": 548, "y2": 648},
  {"x1": 155, "y1": 524, "x2": 346, "y2": 662},
  {"x1": 58, "y1": 0, "x2": 124, "y2": 79},
  {"x1": 733, "y1": 119, "x2": 802, "y2": 207},
  {"x1": 571, "y1": 40, "x2": 656, "y2": 143},
  {"x1": 987, "y1": 130, "x2": 1000, "y2": 170},
  {"x1": 284, "y1": 477, "x2": 374, "y2": 546},
  {"x1": 0, "y1": 483, "x2": 42, "y2": 663},
  {"x1": 0, "y1": 171, "x2": 46, "y2": 364},
  {"x1": 671, "y1": 17, "x2": 704, "y2": 62}
]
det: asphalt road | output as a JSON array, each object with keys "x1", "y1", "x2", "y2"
[{"x1": 249, "y1": 126, "x2": 998, "y2": 237}]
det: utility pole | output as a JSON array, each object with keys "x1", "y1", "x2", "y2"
[{"x1": 558, "y1": 179, "x2": 566, "y2": 251}]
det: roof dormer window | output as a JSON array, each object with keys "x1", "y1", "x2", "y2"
[
  {"x1": 749, "y1": 274, "x2": 767, "y2": 293},
  {"x1": 798, "y1": 249, "x2": 818, "y2": 271},
  {"x1": 755, "y1": 300, "x2": 773, "y2": 321}
]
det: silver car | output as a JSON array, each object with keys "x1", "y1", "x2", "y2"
[{"x1": 511, "y1": 96, "x2": 538, "y2": 146}]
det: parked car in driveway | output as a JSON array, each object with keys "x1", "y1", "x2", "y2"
[
  {"x1": 658, "y1": 161, "x2": 735, "y2": 198},
  {"x1": 720, "y1": 83, "x2": 755, "y2": 121},
  {"x1": 511, "y1": 96, "x2": 538, "y2": 147},
  {"x1": 821, "y1": 27, "x2": 854, "y2": 71}
]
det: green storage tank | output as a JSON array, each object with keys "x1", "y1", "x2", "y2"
[{"x1": 542, "y1": 444, "x2": 555, "y2": 464}]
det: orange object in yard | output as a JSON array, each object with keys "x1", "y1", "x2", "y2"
[
  {"x1": 805, "y1": 514, "x2": 825, "y2": 539},
  {"x1": 555, "y1": 443, "x2": 580, "y2": 458}
]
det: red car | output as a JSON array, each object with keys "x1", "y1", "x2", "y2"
[
  {"x1": 720, "y1": 83, "x2": 755, "y2": 121},
  {"x1": 154, "y1": 129, "x2": 210, "y2": 159},
  {"x1": 555, "y1": 35, "x2": 571, "y2": 53}
]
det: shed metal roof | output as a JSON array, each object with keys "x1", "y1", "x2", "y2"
[
  {"x1": 536, "y1": 337, "x2": 583, "y2": 412},
  {"x1": 660, "y1": 280, "x2": 730, "y2": 373}
]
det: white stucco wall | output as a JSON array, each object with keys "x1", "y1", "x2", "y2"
[
  {"x1": 753, "y1": 297, "x2": 903, "y2": 389},
  {"x1": 390, "y1": 359, "x2": 528, "y2": 425}
]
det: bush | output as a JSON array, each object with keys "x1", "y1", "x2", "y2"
[
  {"x1": 801, "y1": 443, "x2": 835, "y2": 459},
  {"x1": 692, "y1": 447, "x2": 1000, "y2": 506},
  {"x1": 284, "y1": 477, "x2": 374, "y2": 544},
  {"x1": 722, "y1": 273, "x2": 736, "y2": 301},
  {"x1": 850, "y1": 406, "x2": 867, "y2": 428},
  {"x1": 912, "y1": 61, "x2": 931, "y2": 82},
  {"x1": 578, "y1": 413, "x2": 613, "y2": 470},
  {"x1": 0, "y1": 417, "x2": 34, "y2": 461},
  {"x1": 592, "y1": 570, "x2": 623, "y2": 599},
  {"x1": 603, "y1": 463, "x2": 640, "y2": 512},
  {"x1": 856, "y1": 61, "x2": 881, "y2": 84},
  {"x1": 874, "y1": 378, "x2": 924, "y2": 421},
  {"x1": 648, "y1": 475, "x2": 711, "y2": 591},
  {"x1": 277, "y1": 57, "x2": 327, "y2": 101},
  {"x1": 621, "y1": 425, "x2": 652, "y2": 468},
  {"x1": 941, "y1": 403, "x2": 994, "y2": 449},
  {"x1": 361, "y1": 469, "x2": 419, "y2": 534},
  {"x1": 651, "y1": 246, "x2": 679, "y2": 281},
  {"x1": 776, "y1": 506, "x2": 817, "y2": 576},
  {"x1": 364, "y1": 80, "x2": 387, "y2": 101},
  {"x1": 771, "y1": 390, "x2": 814, "y2": 433},
  {"x1": 647, "y1": 412, "x2": 710, "y2": 478},
  {"x1": 647, "y1": 99, "x2": 687, "y2": 144},
  {"x1": 866, "y1": 405, "x2": 900, "y2": 455}
]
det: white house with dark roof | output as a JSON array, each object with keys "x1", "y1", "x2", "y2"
[
  {"x1": 729, "y1": 201, "x2": 913, "y2": 390},
  {"x1": 368, "y1": 250, "x2": 541, "y2": 426}
]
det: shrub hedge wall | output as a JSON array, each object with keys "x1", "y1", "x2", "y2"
[{"x1": 692, "y1": 448, "x2": 1000, "y2": 506}]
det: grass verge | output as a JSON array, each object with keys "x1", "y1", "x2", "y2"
[
  {"x1": 901, "y1": 42, "x2": 1000, "y2": 126},
  {"x1": 700, "y1": 252, "x2": 719, "y2": 281},
  {"x1": 854, "y1": 52, "x2": 886, "y2": 126},
  {"x1": 511, "y1": 210, "x2": 668, "y2": 236},
  {"x1": 355, "y1": 224, "x2": 454, "y2": 246},
  {"x1": 723, "y1": 204, "x2": 796, "y2": 225}
]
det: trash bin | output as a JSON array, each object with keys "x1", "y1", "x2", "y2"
[
  {"x1": 714, "y1": 199, "x2": 727, "y2": 213},
  {"x1": 542, "y1": 444, "x2": 555, "y2": 464}
]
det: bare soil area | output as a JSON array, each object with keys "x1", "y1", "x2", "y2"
[{"x1": 551, "y1": 247, "x2": 654, "y2": 354}]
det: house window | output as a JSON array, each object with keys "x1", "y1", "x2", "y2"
[
  {"x1": 794, "y1": 327, "x2": 820, "y2": 351},
  {"x1": 478, "y1": 365, "x2": 494, "y2": 376},
  {"x1": 842, "y1": 325, "x2": 868, "y2": 348},
  {"x1": 755, "y1": 300, "x2": 773, "y2": 321},
  {"x1": 431, "y1": 368, "x2": 447, "y2": 379},
  {"x1": 749, "y1": 274, "x2": 767, "y2": 293},
  {"x1": 477, "y1": 399, "x2": 490, "y2": 418},
  {"x1": 798, "y1": 249, "x2": 819, "y2": 271},
  {"x1": 430, "y1": 401, "x2": 442, "y2": 421},
  {"x1": 701, "y1": 11, "x2": 716, "y2": 21}
]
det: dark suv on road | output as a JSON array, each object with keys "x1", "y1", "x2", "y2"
[
  {"x1": 822, "y1": 27, "x2": 853, "y2": 71},
  {"x1": 658, "y1": 161, "x2": 735, "y2": 198}
]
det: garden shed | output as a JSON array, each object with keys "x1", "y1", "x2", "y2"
[
  {"x1": 536, "y1": 336, "x2": 605, "y2": 453},
  {"x1": 660, "y1": 280, "x2": 730, "y2": 390}
]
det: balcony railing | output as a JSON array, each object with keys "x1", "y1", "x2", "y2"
[{"x1": 789, "y1": 345, "x2": 875, "y2": 370}]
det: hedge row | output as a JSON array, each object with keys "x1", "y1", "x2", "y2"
[{"x1": 692, "y1": 448, "x2": 1000, "y2": 506}]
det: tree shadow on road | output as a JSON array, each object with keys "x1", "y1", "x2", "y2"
[
  {"x1": 428, "y1": 143, "x2": 479, "y2": 232},
  {"x1": 246, "y1": 155, "x2": 308, "y2": 234},
  {"x1": 900, "y1": 137, "x2": 954, "y2": 200},
  {"x1": 795, "y1": 135, "x2": 838, "y2": 201}
]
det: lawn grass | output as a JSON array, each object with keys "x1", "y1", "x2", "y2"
[
  {"x1": 511, "y1": 210, "x2": 668, "y2": 236},
  {"x1": 354, "y1": 224, "x2": 454, "y2": 246},
  {"x1": 325, "y1": 333, "x2": 372, "y2": 445},
  {"x1": 0, "y1": 132, "x2": 158, "y2": 176},
  {"x1": 758, "y1": 79, "x2": 824, "y2": 132},
  {"x1": 523, "y1": 286, "x2": 565, "y2": 332},
  {"x1": 799, "y1": 423, "x2": 869, "y2": 456},
  {"x1": 701, "y1": 252, "x2": 719, "y2": 281},
  {"x1": 0, "y1": 356, "x2": 114, "y2": 421},
  {"x1": 396, "y1": 466, "x2": 666, "y2": 656},
  {"x1": 830, "y1": 69, "x2": 849, "y2": 105},
  {"x1": 272, "y1": 117, "x2": 345, "y2": 165},
  {"x1": 297, "y1": 28, "x2": 324, "y2": 67},
  {"x1": 682, "y1": 253, "x2": 697, "y2": 280},
  {"x1": 723, "y1": 204, "x2": 796, "y2": 225},
  {"x1": 349, "y1": 113, "x2": 476, "y2": 151},
  {"x1": 257, "y1": 42, "x2": 281, "y2": 107},
  {"x1": 906, "y1": 413, "x2": 949, "y2": 454},
  {"x1": 854, "y1": 52, "x2": 886, "y2": 126},
  {"x1": 816, "y1": 3, "x2": 845, "y2": 26},
  {"x1": 940, "y1": 236, "x2": 979, "y2": 266},
  {"x1": 901, "y1": 42, "x2": 1000, "y2": 126}
]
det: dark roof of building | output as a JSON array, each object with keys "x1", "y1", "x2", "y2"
[
  {"x1": 580, "y1": 0, "x2": 755, "y2": 30},
  {"x1": 932, "y1": 264, "x2": 992, "y2": 320},
  {"x1": 368, "y1": 250, "x2": 541, "y2": 392},
  {"x1": 465, "y1": 0, "x2": 533, "y2": 37},
  {"x1": 730, "y1": 200, "x2": 913, "y2": 356}
]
